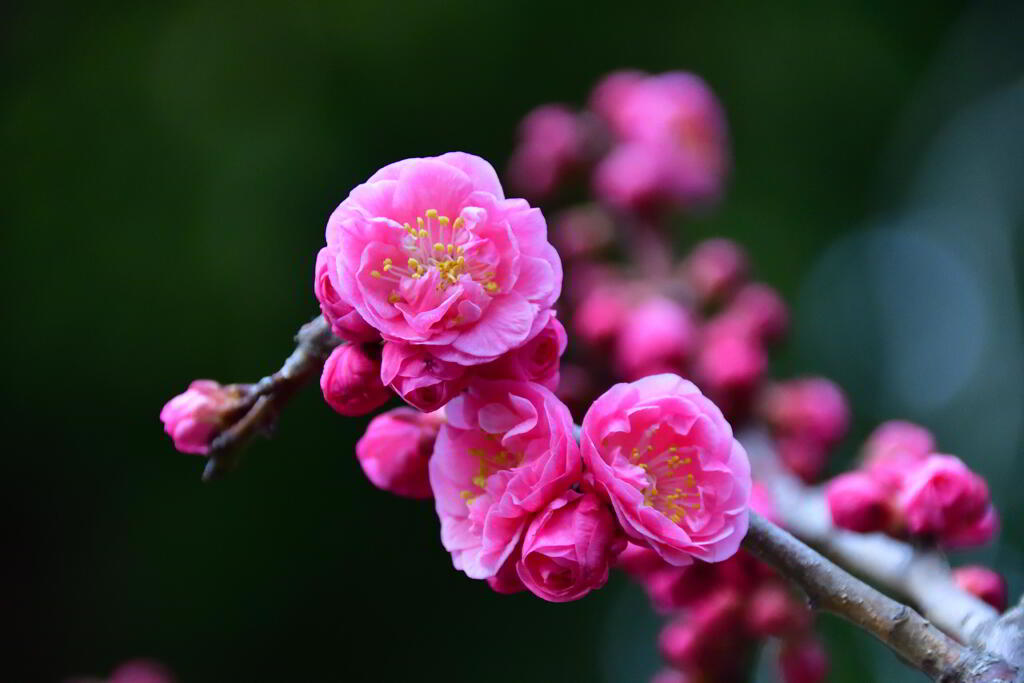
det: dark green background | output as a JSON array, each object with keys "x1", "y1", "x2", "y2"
[{"x1": 6, "y1": 1, "x2": 1023, "y2": 681}]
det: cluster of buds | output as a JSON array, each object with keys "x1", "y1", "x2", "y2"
[{"x1": 825, "y1": 421, "x2": 999, "y2": 547}]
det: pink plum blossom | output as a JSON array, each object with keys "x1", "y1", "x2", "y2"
[
  {"x1": 355, "y1": 408, "x2": 444, "y2": 499},
  {"x1": 477, "y1": 313, "x2": 567, "y2": 390},
  {"x1": 319, "y1": 343, "x2": 392, "y2": 417},
  {"x1": 574, "y1": 283, "x2": 629, "y2": 347},
  {"x1": 682, "y1": 238, "x2": 749, "y2": 303},
  {"x1": 321, "y1": 152, "x2": 562, "y2": 367},
  {"x1": 314, "y1": 247, "x2": 379, "y2": 343},
  {"x1": 515, "y1": 491, "x2": 625, "y2": 602},
  {"x1": 825, "y1": 471, "x2": 890, "y2": 533},
  {"x1": 694, "y1": 325, "x2": 767, "y2": 415},
  {"x1": 507, "y1": 105, "x2": 582, "y2": 199},
  {"x1": 862, "y1": 420, "x2": 935, "y2": 490},
  {"x1": 487, "y1": 549, "x2": 527, "y2": 594},
  {"x1": 160, "y1": 380, "x2": 240, "y2": 455},
  {"x1": 952, "y1": 565, "x2": 1008, "y2": 612},
  {"x1": 898, "y1": 454, "x2": 998, "y2": 548},
  {"x1": 614, "y1": 296, "x2": 697, "y2": 380},
  {"x1": 723, "y1": 283, "x2": 789, "y2": 344},
  {"x1": 379, "y1": 342, "x2": 469, "y2": 412},
  {"x1": 762, "y1": 377, "x2": 849, "y2": 483},
  {"x1": 581, "y1": 374, "x2": 751, "y2": 566},
  {"x1": 429, "y1": 380, "x2": 581, "y2": 579}
]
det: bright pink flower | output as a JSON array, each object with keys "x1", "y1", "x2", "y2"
[
  {"x1": 552, "y1": 205, "x2": 614, "y2": 260},
  {"x1": 320, "y1": 344, "x2": 392, "y2": 416},
  {"x1": 478, "y1": 313, "x2": 567, "y2": 391},
  {"x1": 825, "y1": 471, "x2": 890, "y2": 533},
  {"x1": 380, "y1": 342, "x2": 468, "y2": 412},
  {"x1": 487, "y1": 549, "x2": 527, "y2": 594},
  {"x1": 429, "y1": 380, "x2": 581, "y2": 579},
  {"x1": 594, "y1": 142, "x2": 719, "y2": 215},
  {"x1": 110, "y1": 660, "x2": 174, "y2": 683},
  {"x1": 516, "y1": 491, "x2": 625, "y2": 602},
  {"x1": 507, "y1": 105, "x2": 582, "y2": 199},
  {"x1": 682, "y1": 238, "x2": 748, "y2": 303},
  {"x1": 862, "y1": 420, "x2": 935, "y2": 490},
  {"x1": 355, "y1": 407, "x2": 443, "y2": 499},
  {"x1": 574, "y1": 283, "x2": 629, "y2": 347},
  {"x1": 659, "y1": 589, "x2": 744, "y2": 672},
  {"x1": 314, "y1": 247, "x2": 379, "y2": 343},
  {"x1": 323, "y1": 152, "x2": 562, "y2": 366},
  {"x1": 581, "y1": 374, "x2": 751, "y2": 566},
  {"x1": 779, "y1": 637, "x2": 828, "y2": 683},
  {"x1": 614, "y1": 297, "x2": 697, "y2": 380},
  {"x1": 160, "y1": 380, "x2": 240, "y2": 455},
  {"x1": 589, "y1": 70, "x2": 646, "y2": 123},
  {"x1": 953, "y1": 565, "x2": 1008, "y2": 612},
  {"x1": 898, "y1": 455, "x2": 998, "y2": 548}
]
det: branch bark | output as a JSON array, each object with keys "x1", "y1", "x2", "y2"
[
  {"x1": 202, "y1": 315, "x2": 340, "y2": 481},
  {"x1": 743, "y1": 512, "x2": 1020, "y2": 682}
]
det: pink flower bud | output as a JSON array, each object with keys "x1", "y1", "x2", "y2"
[
  {"x1": 595, "y1": 142, "x2": 712, "y2": 215},
  {"x1": 779, "y1": 637, "x2": 828, "y2": 683},
  {"x1": 825, "y1": 471, "x2": 890, "y2": 533},
  {"x1": 694, "y1": 325, "x2": 766, "y2": 414},
  {"x1": 776, "y1": 436, "x2": 829, "y2": 484},
  {"x1": 682, "y1": 238, "x2": 748, "y2": 303},
  {"x1": 516, "y1": 491, "x2": 625, "y2": 602},
  {"x1": 313, "y1": 247, "x2": 379, "y2": 343},
  {"x1": 574, "y1": 284, "x2": 629, "y2": 347},
  {"x1": 763, "y1": 378, "x2": 849, "y2": 481},
  {"x1": 898, "y1": 455, "x2": 999, "y2": 548},
  {"x1": 659, "y1": 590, "x2": 744, "y2": 671},
  {"x1": 746, "y1": 584, "x2": 809, "y2": 637},
  {"x1": 159, "y1": 380, "x2": 240, "y2": 455},
  {"x1": 862, "y1": 420, "x2": 934, "y2": 490},
  {"x1": 724, "y1": 283, "x2": 788, "y2": 344},
  {"x1": 953, "y1": 565, "x2": 1008, "y2": 612},
  {"x1": 110, "y1": 660, "x2": 174, "y2": 683},
  {"x1": 380, "y1": 342, "x2": 468, "y2": 412},
  {"x1": 320, "y1": 344, "x2": 392, "y2": 417},
  {"x1": 355, "y1": 407, "x2": 442, "y2": 498},
  {"x1": 553, "y1": 205, "x2": 615, "y2": 259},
  {"x1": 614, "y1": 297, "x2": 697, "y2": 380},
  {"x1": 507, "y1": 105, "x2": 582, "y2": 199}
]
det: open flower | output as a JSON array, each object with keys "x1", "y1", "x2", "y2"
[
  {"x1": 516, "y1": 491, "x2": 625, "y2": 602},
  {"x1": 429, "y1": 380, "x2": 581, "y2": 579},
  {"x1": 581, "y1": 374, "x2": 751, "y2": 566},
  {"x1": 322, "y1": 152, "x2": 562, "y2": 367}
]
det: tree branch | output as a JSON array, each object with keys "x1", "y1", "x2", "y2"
[
  {"x1": 743, "y1": 512, "x2": 1020, "y2": 682},
  {"x1": 202, "y1": 315, "x2": 340, "y2": 481}
]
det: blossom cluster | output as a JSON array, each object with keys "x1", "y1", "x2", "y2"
[
  {"x1": 158, "y1": 69, "x2": 1009, "y2": 683},
  {"x1": 825, "y1": 421, "x2": 999, "y2": 548}
]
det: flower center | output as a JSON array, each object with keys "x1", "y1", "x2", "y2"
[
  {"x1": 459, "y1": 432, "x2": 524, "y2": 507},
  {"x1": 368, "y1": 208, "x2": 500, "y2": 299},
  {"x1": 627, "y1": 426, "x2": 703, "y2": 523}
]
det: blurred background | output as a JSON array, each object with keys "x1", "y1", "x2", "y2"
[{"x1": 5, "y1": 0, "x2": 1024, "y2": 680}]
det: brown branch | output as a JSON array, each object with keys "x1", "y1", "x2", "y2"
[
  {"x1": 202, "y1": 315, "x2": 341, "y2": 481},
  {"x1": 743, "y1": 512, "x2": 1020, "y2": 682}
]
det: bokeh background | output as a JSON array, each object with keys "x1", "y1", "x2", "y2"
[{"x1": 6, "y1": 0, "x2": 1024, "y2": 680}]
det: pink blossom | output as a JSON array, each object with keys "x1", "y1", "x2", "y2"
[
  {"x1": 429, "y1": 380, "x2": 581, "y2": 579},
  {"x1": 825, "y1": 471, "x2": 890, "y2": 533},
  {"x1": 594, "y1": 142, "x2": 718, "y2": 215},
  {"x1": 319, "y1": 344, "x2": 392, "y2": 416},
  {"x1": 487, "y1": 549, "x2": 527, "y2": 594},
  {"x1": 476, "y1": 311, "x2": 566, "y2": 391},
  {"x1": 160, "y1": 380, "x2": 239, "y2": 455},
  {"x1": 507, "y1": 105, "x2": 582, "y2": 199},
  {"x1": 322, "y1": 152, "x2": 562, "y2": 366},
  {"x1": 898, "y1": 454, "x2": 998, "y2": 548},
  {"x1": 763, "y1": 377, "x2": 849, "y2": 482},
  {"x1": 355, "y1": 408, "x2": 443, "y2": 499},
  {"x1": 314, "y1": 247, "x2": 379, "y2": 343},
  {"x1": 694, "y1": 326, "x2": 766, "y2": 415},
  {"x1": 379, "y1": 342, "x2": 469, "y2": 412},
  {"x1": 110, "y1": 660, "x2": 174, "y2": 683},
  {"x1": 779, "y1": 637, "x2": 828, "y2": 683},
  {"x1": 614, "y1": 296, "x2": 697, "y2": 380},
  {"x1": 516, "y1": 491, "x2": 625, "y2": 602},
  {"x1": 682, "y1": 238, "x2": 748, "y2": 303},
  {"x1": 862, "y1": 420, "x2": 935, "y2": 490},
  {"x1": 952, "y1": 565, "x2": 1008, "y2": 612},
  {"x1": 574, "y1": 283, "x2": 629, "y2": 347},
  {"x1": 581, "y1": 374, "x2": 751, "y2": 566}
]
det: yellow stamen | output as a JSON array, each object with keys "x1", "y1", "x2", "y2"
[
  {"x1": 425, "y1": 209, "x2": 438, "y2": 219},
  {"x1": 370, "y1": 270, "x2": 381, "y2": 279}
]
